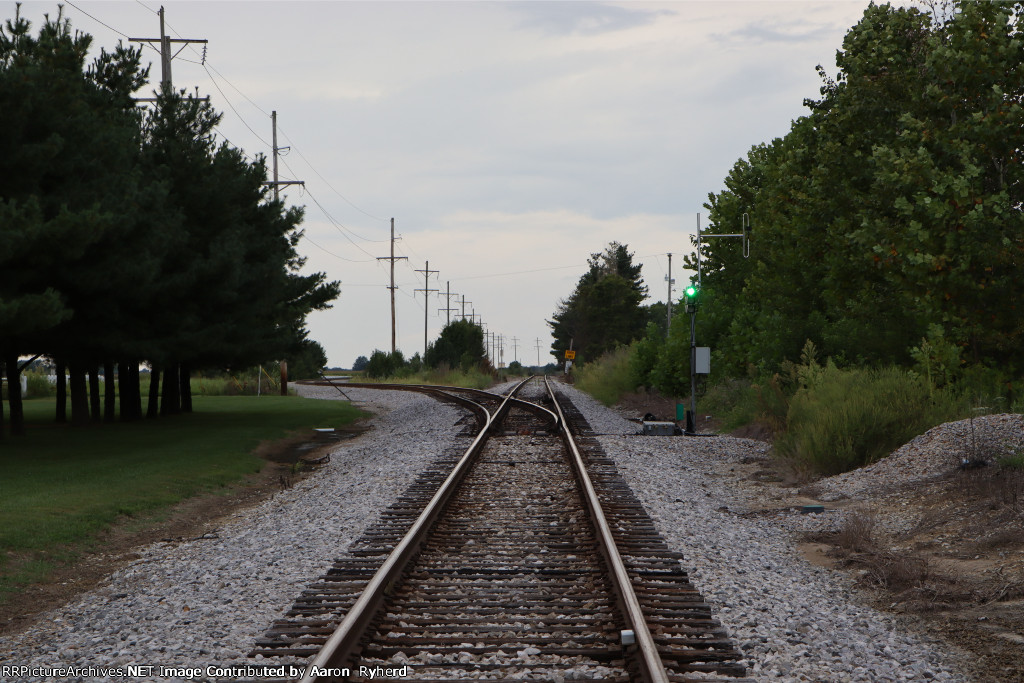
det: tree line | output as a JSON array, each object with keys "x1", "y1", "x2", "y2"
[
  {"x1": 0, "y1": 8, "x2": 339, "y2": 438},
  {"x1": 630, "y1": 1, "x2": 1022, "y2": 398}
]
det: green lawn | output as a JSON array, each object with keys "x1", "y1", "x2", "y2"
[{"x1": 0, "y1": 395, "x2": 363, "y2": 601}]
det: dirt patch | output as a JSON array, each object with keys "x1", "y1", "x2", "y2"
[
  {"x1": 728, "y1": 421, "x2": 773, "y2": 443},
  {"x1": 0, "y1": 423, "x2": 368, "y2": 638},
  {"x1": 798, "y1": 469, "x2": 1024, "y2": 682},
  {"x1": 798, "y1": 542, "x2": 838, "y2": 569}
]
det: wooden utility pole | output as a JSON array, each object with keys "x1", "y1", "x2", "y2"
[
  {"x1": 511, "y1": 337, "x2": 519, "y2": 365},
  {"x1": 535, "y1": 338, "x2": 543, "y2": 367},
  {"x1": 439, "y1": 281, "x2": 459, "y2": 325},
  {"x1": 377, "y1": 218, "x2": 407, "y2": 353},
  {"x1": 260, "y1": 112, "x2": 305, "y2": 395},
  {"x1": 460, "y1": 295, "x2": 471, "y2": 321},
  {"x1": 415, "y1": 261, "x2": 439, "y2": 357},
  {"x1": 130, "y1": 6, "x2": 207, "y2": 97},
  {"x1": 265, "y1": 111, "x2": 305, "y2": 201}
]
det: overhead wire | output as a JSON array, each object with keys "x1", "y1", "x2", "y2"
[
  {"x1": 202, "y1": 64, "x2": 272, "y2": 148},
  {"x1": 65, "y1": 0, "x2": 133, "y2": 40},
  {"x1": 158, "y1": 11, "x2": 392, "y2": 266},
  {"x1": 278, "y1": 156, "x2": 385, "y2": 258},
  {"x1": 275, "y1": 125, "x2": 388, "y2": 226}
]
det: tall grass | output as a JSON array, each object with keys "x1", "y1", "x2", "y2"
[
  {"x1": 775, "y1": 364, "x2": 965, "y2": 475},
  {"x1": 574, "y1": 345, "x2": 637, "y2": 406}
]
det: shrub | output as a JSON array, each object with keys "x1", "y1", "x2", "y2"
[
  {"x1": 574, "y1": 345, "x2": 637, "y2": 407},
  {"x1": 775, "y1": 364, "x2": 964, "y2": 475},
  {"x1": 24, "y1": 371, "x2": 54, "y2": 399},
  {"x1": 701, "y1": 378, "x2": 760, "y2": 432},
  {"x1": 366, "y1": 349, "x2": 405, "y2": 379}
]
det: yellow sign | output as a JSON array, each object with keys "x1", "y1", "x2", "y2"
[{"x1": 564, "y1": 350, "x2": 576, "y2": 360}]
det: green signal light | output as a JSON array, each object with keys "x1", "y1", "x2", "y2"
[{"x1": 685, "y1": 285, "x2": 697, "y2": 297}]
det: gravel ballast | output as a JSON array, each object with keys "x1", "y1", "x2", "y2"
[
  {"x1": 1, "y1": 381, "x2": 977, "y2": 682},
  {"x1": 556, "y1": 383, "x2": 969, "y2": 683}
]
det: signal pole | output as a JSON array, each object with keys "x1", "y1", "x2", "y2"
[
  {"x1": 377, "y1": 218, "x2": 407, "y2": 353},
  {"x1": 415, "y1": 261, "x2": 439, "y2": 357},
  {"x1": 535, "y1": 338, "x2": 542, "y2": 367},
  {"x1": 665, "y1": 252, "x2": 674, "y2": 335}
]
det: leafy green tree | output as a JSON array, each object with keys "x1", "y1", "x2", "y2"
[
  {"x1": 366, "y1": 349, "x2": 405, "y2": 379},
  {"x1": 425, "y1": 319, "x2": 486, "y2": 371},
  {"x1": 137, "y1": 88, "x2": 339, "y2": 415},
  {"x1": 548, "y1": 242, "x2": 648, "y2": 364},
  {"x1": 0, "y1": 7, "x2": 339, "y2": 436},
  {"x1": 352, "y1": 355, "x2": 370, "y2": 372},
  {"x1": 680, "y1": 1, "x2": 1023, "y2": 388}
]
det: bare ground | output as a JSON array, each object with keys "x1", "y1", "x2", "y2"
[
  {"x1": 0, "y1": 423, "x2": 368, "y2": 638},
  {"x1": 697, "y1": 443, "x2": 1024, "y2": 683}
]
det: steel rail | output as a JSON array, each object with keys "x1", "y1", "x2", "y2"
[
  {"x1": 544, "y1": 376, "x2": 671, "y2": 683},
  {"x1": 296, "y1": 377, "x2": 534, "y2": 683}
]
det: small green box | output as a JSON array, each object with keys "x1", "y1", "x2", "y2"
[{"x1": 675, "y1": 403, "x2": 686, "y2": 421}]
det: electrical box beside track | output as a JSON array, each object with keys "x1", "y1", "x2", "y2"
[{"x1": 642, "y1": 421, "x2": 677, "y2": 436}]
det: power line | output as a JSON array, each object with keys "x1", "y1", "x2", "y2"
[
  {"x1": 69, "y1": 0, "x2": 388, "y2": 264},
  {"x1": 204, "y1": 62, "x2": 271, "y2": 117},
  {"x1": 65, "y1": 0, "x2": 133, "y2": 40},
  {"x1": 275, "y1": 126, "x2": 388, "y2": 225},
  {"x1": 157, "y1": 7, "x2": 389, "y2": 237},
  {"x1": 301, "y1": 185, "x2": 380, "y2": 260},
  {"x1": 203, "y1": 64, "x2": 271, "y2": 147}
]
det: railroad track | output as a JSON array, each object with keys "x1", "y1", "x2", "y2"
[{"x1": 251, "y1": 378, "x2": 749, "y2": 682}]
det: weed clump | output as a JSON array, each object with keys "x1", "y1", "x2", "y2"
[
  {"x1": 775, "y1": 361, "x2": 962, "y2": 475},
  {"x1": 574, "y1": 345, "x2": 637, "y2": 407}
]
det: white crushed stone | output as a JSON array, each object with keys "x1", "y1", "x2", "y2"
[
  {"x1": 813, "y1": 413, "x2": 1024, "y2": 502},
  {"x1": 555, "y1": 381, "x2": 971, "y2": 683},
  {"x1": 0, "y1": 386, "x2": 466, "y2": 682}
]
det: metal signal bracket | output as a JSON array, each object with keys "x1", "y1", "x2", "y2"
[{"x1": 693, "y1": 212, "x2": 750, "y2": 287}]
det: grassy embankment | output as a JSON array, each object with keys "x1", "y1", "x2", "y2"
[{"x1": 0, "y1": 395, "x2": 362, "y2": 602}]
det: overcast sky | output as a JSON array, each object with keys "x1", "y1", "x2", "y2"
[{"x1": 11, "y1": 0, "x2": 886, "y2": 368}]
